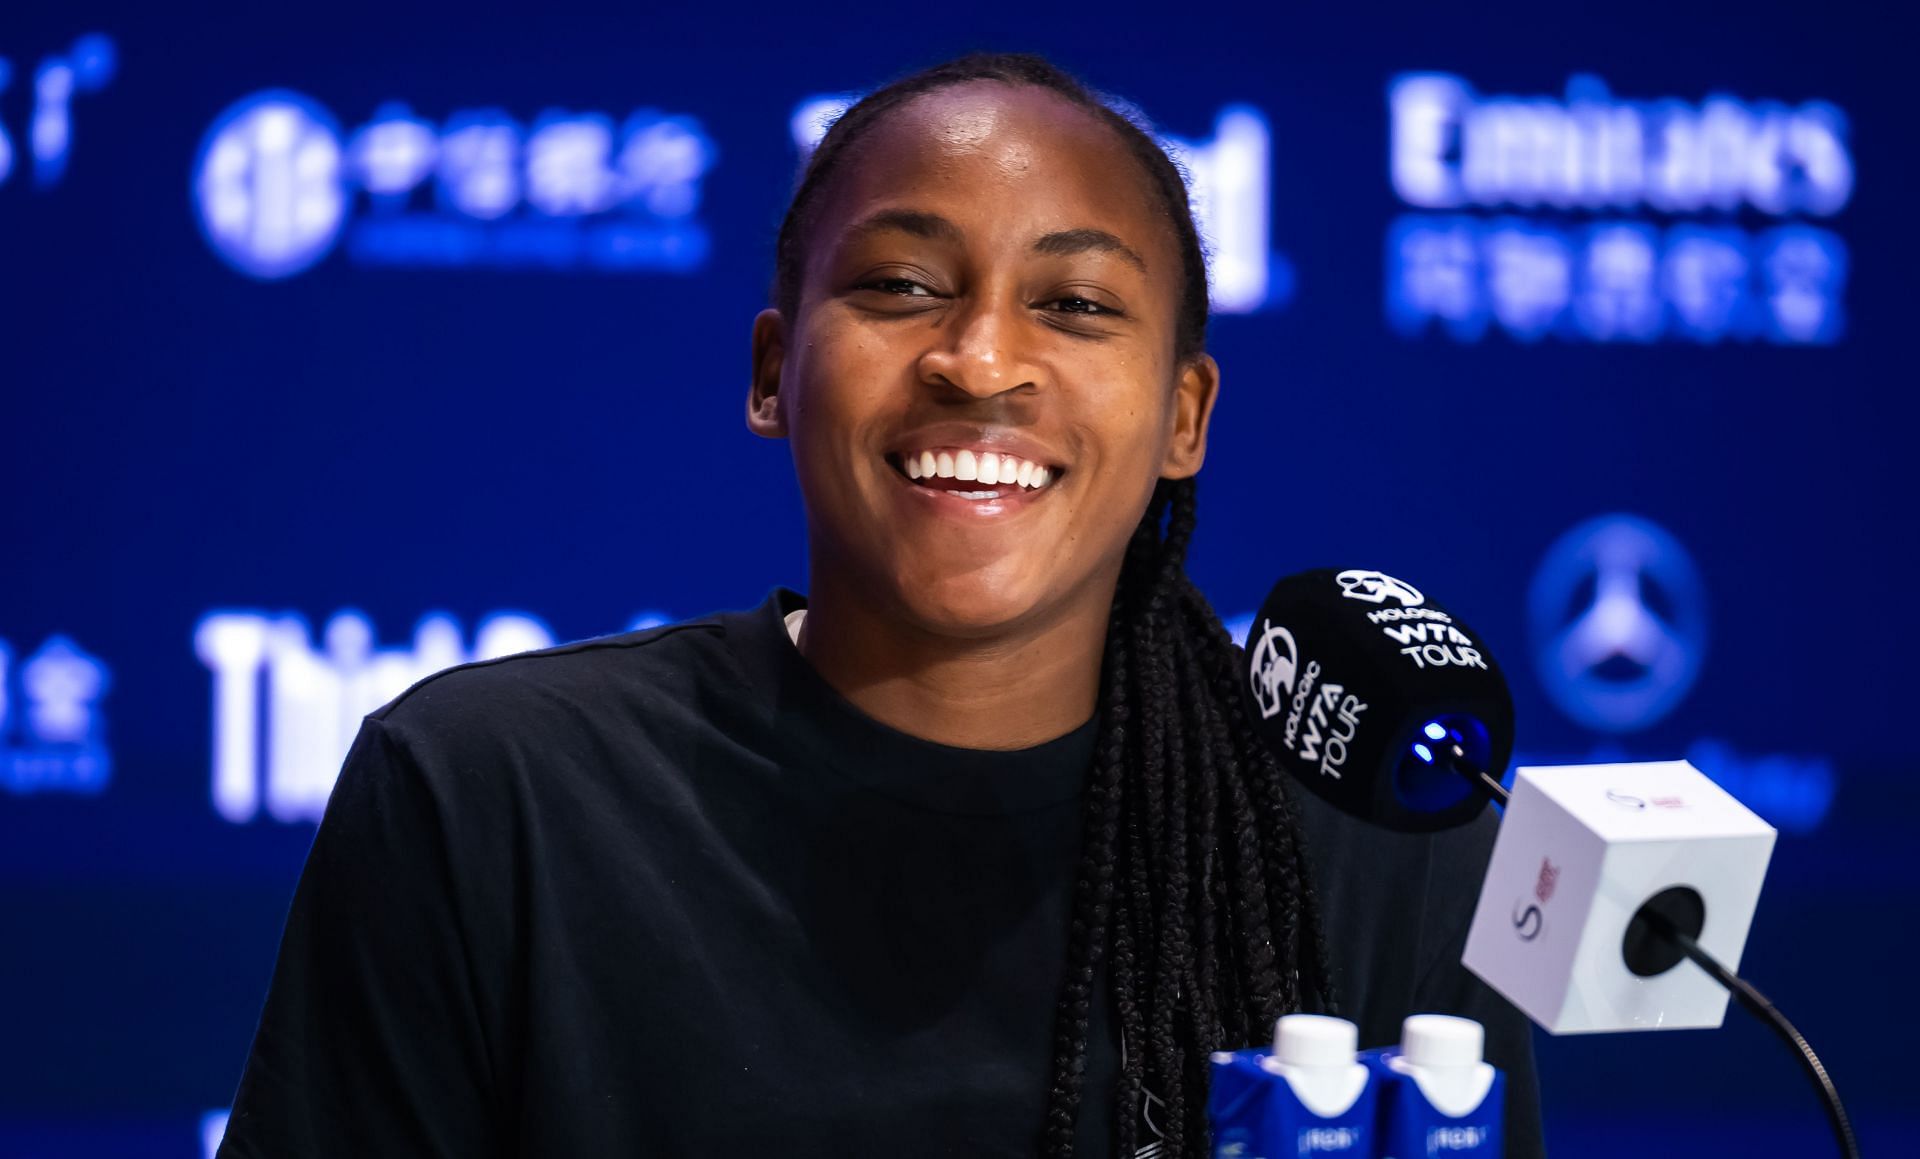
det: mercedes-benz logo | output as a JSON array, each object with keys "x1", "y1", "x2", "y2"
[{"x1": 1527, "y1": 514, "x2": 1708, "y2": 733}]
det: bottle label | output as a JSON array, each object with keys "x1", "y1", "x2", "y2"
[
  {"x1": 1363, "y1": 1048, "x2": 1506, "y2": 1158},
  {"x1": 1207, "y1": 1050, "x2": 1375, "y2": 1157}
]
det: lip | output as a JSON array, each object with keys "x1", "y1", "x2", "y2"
[
  {"x1": 885, "y1": 464, "x2": 1053, "y2": 518},
  {"x1": 883, "y1": 422, "x2": 1068, "y2": 474},
  {"x1": 880, "y1": 422, "x2": 1068, "y2": 520}
]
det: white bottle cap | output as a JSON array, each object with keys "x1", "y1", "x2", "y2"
[
  {"x1": 1272, "y1": 1013, "x2": 1359, "y2": 1069},
  {"x1": 1400, "y1": 1014, "x2": 1484, "y2": 1070}
]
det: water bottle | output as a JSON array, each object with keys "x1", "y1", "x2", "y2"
[
  {"x1": 1369, "y1": 1013, "x2": 1504, "y2": 1158},
  {"x1": 1207, "y1": 1013, "x2": 1375, "y2": 1157}
]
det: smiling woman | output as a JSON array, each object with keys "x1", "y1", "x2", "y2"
[{"x1": 214, "y1": 52, "x2": 1543, "y2": 1159}]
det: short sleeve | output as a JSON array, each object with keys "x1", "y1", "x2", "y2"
[{"x1": 216, "y1": 716, "x2": 502, "y2": 1158}]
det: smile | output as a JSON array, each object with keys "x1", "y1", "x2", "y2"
[
  {"x1": 883, "y1": 445, "x2": 1067, "y2": 510},
  {"x1": 887, "y1": 446, "x2": 1063, "y2": 502}
]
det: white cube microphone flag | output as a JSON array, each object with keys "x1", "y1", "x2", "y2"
[
  {"x1": 1461, "y1": 761, "x2": 1776, "y2": 1033},
  {"x1": 1242, "y1": 567, "x2": 1854, "y2": 1156},
  {"x1": 1241, "y1": 568, "x2": 1772, "y2": 1031}
]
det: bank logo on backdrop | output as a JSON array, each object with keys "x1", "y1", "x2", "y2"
[
  {"x1": 193, "y1": 92, "x2": 347, "y2": 280},
  {"x1": 0, "y1": 635, "x2": 112, "y2": 795},
  {"x1": 0, "y1": 33, "x2": 116, "y2": 192},
  {"x1": 792, "y1": 95, "x2": 1292, "y2": 315},
  {"x1": 193, "y1": 89, "x2": 717, "y2": 280},
  {"x1": 1527, "y1": 513, "x2": 1707, "y2": 733}
]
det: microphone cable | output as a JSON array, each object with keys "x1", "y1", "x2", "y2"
[{"x1": 1444, "y1": 743, "x2": 1860, "y2": 1159}]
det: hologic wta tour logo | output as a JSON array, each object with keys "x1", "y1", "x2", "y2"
[
  {"x1": 192, "y1": 90, "x2": 717, "y2": 280},
  {"x1": 1335, "y1": 568, "x2": 1426, "y2": 607},
  {"x1": 1248, "y1": 620, "x2": 1299, "y2": 720},
  {"x1": 1340, "y1": 569, "x2": 1489, "y2": 674}
]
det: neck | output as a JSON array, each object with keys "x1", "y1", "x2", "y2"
[{"x1": 797, "y1": 571, "x2": 1114, "y2": 751}]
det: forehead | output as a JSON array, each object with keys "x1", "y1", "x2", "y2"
[{"x1": 814, "y1": 82, "x2": 1170, "y2": 259}]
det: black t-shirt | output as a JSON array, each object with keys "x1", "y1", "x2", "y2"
[{"x1": 216, "y1": 589, "x2": 1543, "y2": 1158}]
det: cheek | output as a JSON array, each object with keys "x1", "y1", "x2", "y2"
[
  {"x1": 1053, "y1": 399, "x2": 1175, "y2": 540},
  {"x1": 783, "y1": 331, "x2": 905, "y2": 503},
  {"x1": 787, "y1": 332, "x2": 874, "y2": 441},
  {"x1": 1085, "y1": 382, "x2": 1179, "y2": 476}
]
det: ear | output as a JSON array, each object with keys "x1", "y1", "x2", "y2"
[
  {"x1": 747, "y1": 307, "x2": 789, "y2": 439},
  {"x1": 1160, "y1": 352, "x2": 1220, "y2": 479}
]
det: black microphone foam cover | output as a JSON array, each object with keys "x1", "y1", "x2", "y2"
[{"x1": 1243, "y1": 568, "x2": 1515, "y2": 832}]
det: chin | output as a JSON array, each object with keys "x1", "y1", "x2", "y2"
[{"x1": 888, "y1": 566, "x2": 1059, "y2": 640}]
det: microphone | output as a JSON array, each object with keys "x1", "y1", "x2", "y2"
[
  {"x1": 1240, "y1": 567, "x2": 1857, "y2": 1157},
  {"x1": 1242, "y1": 567, "x2": 1513, "y2": 833}
]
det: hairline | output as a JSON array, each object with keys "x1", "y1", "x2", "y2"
[{"x1": 778, "y1": 74, "x2": 1208, "y2": 363}]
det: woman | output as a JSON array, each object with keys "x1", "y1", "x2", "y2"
[{"x1": 217, "y1": 52, "x2": 1542, "y2": 1158}]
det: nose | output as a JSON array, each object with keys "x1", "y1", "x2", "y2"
[{"x1": 915, "y1": 291, "x2": 1044, "y2": 400}]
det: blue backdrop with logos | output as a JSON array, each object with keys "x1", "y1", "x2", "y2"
[{"x1": 2, "y1": 1, "x2": 1913, "y2": 1154}]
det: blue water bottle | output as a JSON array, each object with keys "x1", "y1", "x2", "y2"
[
  {"x1": 1208, "y1": 1013, "x2": 1376, "y2": 1158},
  {"x1": 1370, "y1": 1014, "x2": 1504, "y2": 1158}
]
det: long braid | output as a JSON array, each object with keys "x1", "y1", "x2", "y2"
[
  {"x1": 770, "y1": 50, "x2": 1339, "y2": 1157},
  {"x1": 1079, "y1": 478, "x2": 1337, "y2": 1157},
  {"x1": 1109, "y1": 496, "x2": 1168, "y2": 1158},
  {"x1": 1175, "y1": 615, "x2": 1226, "y2": 1047},
  {"x1": 1141, "y1": 485, "x2": 1196, "y2": 1150},
  {"x1": 1042, "y1": 598, "x2": 1131, "y2": 1154},
  {"x1": 1176, "y1": 577, "x2": 1341, "y2": 1018},
  {"x1": 1111, "y1": 764, "x2": 1151, "y2": 1157}
]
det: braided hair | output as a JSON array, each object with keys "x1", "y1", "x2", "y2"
[{"x1": 771, "y1": 51, "x2": 1337, "y2": 1158}]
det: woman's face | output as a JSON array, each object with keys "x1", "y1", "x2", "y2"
[{"x1": 750, "y1": 81, "x2": 1218, "y2": 639}]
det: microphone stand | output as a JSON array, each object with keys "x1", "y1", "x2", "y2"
[{"x1": 1443, "y1": 744, "x2": 1861, "y2": 1159}]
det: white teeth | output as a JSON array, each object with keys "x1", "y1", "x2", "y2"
[{"x1": 900, "y1": 449, "x2": 1057, "y2": 490}]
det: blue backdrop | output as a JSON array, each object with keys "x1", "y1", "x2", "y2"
[{"x1": 3, "y1": 1, "x2": 1912, "y2": 1154}]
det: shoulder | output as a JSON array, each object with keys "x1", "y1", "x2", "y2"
[{"x1": 365, "y1": 613, "x2": 739, "y2": 763}]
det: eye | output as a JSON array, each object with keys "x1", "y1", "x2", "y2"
[
  {"x1": 857, "y1": 277, "x2": 936, "y2": 297},
  {"x1": 1042, "y1": 295, "x2": 1123, "y2": 318}
]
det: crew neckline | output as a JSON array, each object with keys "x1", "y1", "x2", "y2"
[{"x1": 723, "y1": 588, "x2": 1097, "y2": 816}]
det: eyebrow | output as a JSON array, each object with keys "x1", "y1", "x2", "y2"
[{"x1": 845, "y1": 209, "x2": 1149, "y2": 273}]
